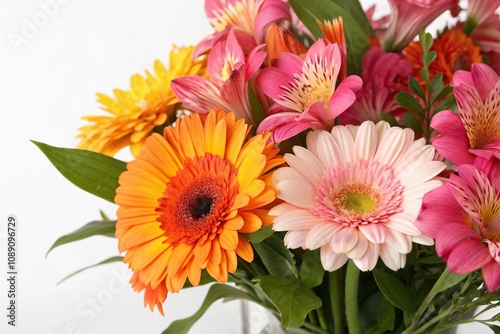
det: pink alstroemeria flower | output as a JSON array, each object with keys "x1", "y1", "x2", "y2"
[
  {"x1": 256, "y1": 38, "x2": 362, "y2": 143},
  {"x1": 380, "y1": 0, "x2": 460, "y2": 51},
  {"x1": 417, "y1": 158, "x2": 500, "y2": 292},
  {"x1": 171, "y1": 30, "x2": 266, "y2": 124},
  {"x1": 195, "y1": 0, "x2": 291, "y2": 57},
  {"x1": 431, "y1": 63, "x2": 500, "y2": 164},
  {"x1": 339, "y1": 47, "x2": 413, "y2": 125}
]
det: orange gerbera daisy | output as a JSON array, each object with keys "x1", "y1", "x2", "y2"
[
  {"x1": 115, "y1": 110, "x2": 283, "y2": 314},
  {"x1": 405, "y1": 28, "x2": 482, "y2": 84},
  {"x1": 77, "y1": 45, "x2": 207, "y2": 157}
]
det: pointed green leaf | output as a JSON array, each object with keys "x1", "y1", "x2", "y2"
[
  {"x1": 257, "y1": 275, "x2": 322, "y2": 328},
  {"x1": 253, "y1": 235, "x2": 297, "y2": 278},
  {"x1": 32, "y1": 141, "x2": 126, "y2": 203},
  {"x1": 243, "y1": 225, "x2": 274, "y2": 244},
  {"x1": 57, "y1": 256, "x2": 123, "y2": 284},
  {"x1": 403, "y1": 112, "x2": 423, "y2": 133},
  {"x1": 437, "y1": 272, "x2": 468, "y2": 293},
  {"x1": 373, "y1": 269, "x2": 415, "y2": 313},
  {"x1": 299, "y1": 250, "x2": 324, "y2": 288},
  {"x1": 330, "y1": 0, "x2": 373, "y2": 36},
  {"x1": 395, "y1": 92, "x2": 424, "y2": 115},
  {"x1": 432, "y1": 84, "x2": 453, "y2": 104},
  {"x1": 380, "y1": 112, "x2": 399, "y2": 127},
  {"x1": 46, "y1": 220, "x2": 116, "y2": 256},
  {"x1": 248, "y1": 85, "x2": 266, "y2": 129},
  {"x1": 408, "y1": 76, "x2": 425, "y2": 100},
  {"x1": 487, "y1": 324, "x2": 500, "y2": 334},
  {"x1": 428, "y1": 72, "x2": 444, "y2": 95},
  {"x1": 433, "y1": 94, "x2": 457, "y2": 115},
  {"x1": 289, "y1": 0, "x2": 370, "y2": 75},
  {"x1": 162, "y1": 284, "x2": 256, "y2": 334}
]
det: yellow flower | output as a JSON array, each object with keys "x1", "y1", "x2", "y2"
[
  {"x1": 77, "y1": 46, "x2": 207, "y2": 157},
  {"x1": 115, "y1": 110, "x2": 283, "y2": 314}
]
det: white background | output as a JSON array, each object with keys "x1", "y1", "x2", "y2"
[{"x1": 0, "y1": 0, "x2": 494, "y2": 333}]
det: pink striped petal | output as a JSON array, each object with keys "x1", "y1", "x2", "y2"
[{"x1": 320, "y1": 246, "x2": 349, "y2": 271}]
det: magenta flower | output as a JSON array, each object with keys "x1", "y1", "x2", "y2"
[
  {"x1": 431, "y1": 63, "x2": 500, "y2": 164},
  {"x1": 417, "y1": 158, "x2": 500, "y2": 292},
  {"x1": 339, "y1": 47, "x2": 413, "y2": 125},
  {"x1": 195, "y1": 0, "x2": 291, "y2": 57},
  {"x1": 256, "y1": 38, "x2": 362, "y2": 143},
  {"x1": 380, "y1": 0, "x2": 460, "y2": 51},
  {"x1": 171, "y1": 29, "x2": 266, "y2": 124},
  {"x1": 271, "y1": 121, "x2": 445, "y2": 271}
]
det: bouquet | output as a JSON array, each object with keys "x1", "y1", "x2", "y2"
[{"x1": 35, "y1": 0, "x2": 500, "y2": 333}]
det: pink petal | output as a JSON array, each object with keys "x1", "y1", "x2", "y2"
[
  {"x1": 306, "y1": 130, "x2": 343, "y2": 169},
  {"x1": 284, "y1": 230, "x2": 308, "y2": 249},
  {"x1": 320, "y1": 246, "x2": 349, "y2": 271},
  {"x1": 482, "y1": 261, "x2": 500, "y2": 292},
  {"x1": 245, "y1": 46, "x2": 266, "y2": 79},
  {"x1": 359, "y1": 224, "x2": 387, "y2": 244},
  {"x1": 274, "y1": 167, "x2": 316, "y2": 208},
  {"x1": 330, "y1": 227, "x2": 358, "y2": 254},
  {"x1": 327, "y1": 85, "x2": 357, "y2": 119},
  {"x1": 354, "y1": 121, "x2": 377, "y2": 161},
  {"x1": 256, "y1": 67, "x2": 292, "y2": 100},
  {"x1": 220, "y1": 69, "x2": 253, "y2": 123},
  {"x1": 272, "y1": 208, "x2": 322, "y2": 231},
  {"x1": 451, "y1": 69, "x2": 473, "y2": 88},
  {"x1": 379, "y1": 244, "x2": 404, "y2": 271},
  {"x1": 257, "y1": 112, "x2": 318, "y2": 143},
  {"x1": 345, "y1": 233, "x2": 369, "y2": 260},
  {"x1": 285, "y1": 146, "x2": 325, "y2": 185},
  {"x1": 171, "y1": 76, "x2": 229, "y2": 113},
  {"x1": 416, "y1": 185, "x2": 464, "y2": 238},
  {"x1": 353, "y1": 243, "x2": 380, "y2": 271},
  {"x1": 446, "y1": 238, "x2": 491, "y2": 273},
  {"x1": 305, "y1": 223, "x2": 339, "y2": 249},
  {"x1": 254, "y1": 0, "x2": 291, "y2": 42},
  {"x1": 430, "y1": 110, "x2": 475, "y2": 165},
  {"x1": 435, "y1": 222, "x2": 482, "y2": 258},
  {"x1": 471, "y1": 63, "x2": 500, "y2": 101},
  {"x1": 275, "y1": 52, "x2": 304, "y2": 75}
]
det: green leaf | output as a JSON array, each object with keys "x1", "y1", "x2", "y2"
[
  {"x1": 377, "y1": 298, "x2": 395, "y2": 332},
  {"x1": 487, "y1": 324, "x2": 500, "y2": 334},
  {"x1": 432, "y1": 85, "x2": 453, "y2": 104},
  {"x1": 422, "y1": 51, "x2": 437, "y2": 67},
  {"x1": 299, "y1": 250, "x2": 324, "y2": 288},
  {"x1": 408, "y1": 76, "x2": 425, "y2": 100},
  {"x1": 289, "y1": 0, "x2": 370, "y2": 75},
  {"x1": 437, "y1": 272, "x2": 469, "y2": 293},
  {"x1": 32, "y1": 141, "x2": 127, "y2": 203},
  {"x1": 243, "y1": 225, "x2": 274, "y2": 244},
  {"x1": 403, "y1": 112, "x2": 423, "y2": 133},
  {"x1": 330, "y1": 0, "x2": 373, "y2": 36},
  {"x1": 257, "y1": 275, "x2": 322, "y2": 328},
  {"x1": 395, "y1": 92, "x2": 424, "y2": 115},
  {"x1": 419, "y1": 31, "x2": 434, "y2": 53},
  {"x1": 57, "y1": 256, "x2": 123, "y2": 284},
  {"x1": 428, "y1": 72, "x2": 444, "y2": 95},
  {"x1": 248, "y1": 85, "x2": 266, "y2": 130},
  {"x1": 253, "y1": 235, "x2": 298, "y2": 278},
  {"x1": 373, "y1": 269, "x2": 415, "y2": 313},
  {"x1": 162, "y1": 284, "x2": 256, "y2": 334},
  {"x1": 380, "y1": 112, "x2": 399, "y2": 127},
  {"x1": 420, "y1": 68, "x2": 430, "y2": 83},
  {"x1": 433, "y1": 94, "x2": 457, "y2": 115},
  {"x1": 46, "y1": 220, "x2": 116, "y2": 257}
]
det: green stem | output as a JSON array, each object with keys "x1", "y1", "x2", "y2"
[
  {"x1": 403, "y1": 267, "x2": 451, "y2": 334},
  {"x1": 329, "y1": 270, "x2": 345, "y2": 334},
  {"x1": 345, "y1": 261, "x2": 361, "y2": 334},
  {"x1": 316, "y1": 306, "x2": 328, "y2": 331}
]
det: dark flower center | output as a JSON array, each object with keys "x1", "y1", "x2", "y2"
[{"x1": 190, "y1": 195, "x2": 214, "y2": 220}]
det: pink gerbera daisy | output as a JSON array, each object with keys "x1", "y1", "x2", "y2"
[
  {"x1": 271, "y1": 121, "x2": 446, "y2": 271},
  {"x1": 417, "y1": 158, "x2": 500, "y2": 292}
]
